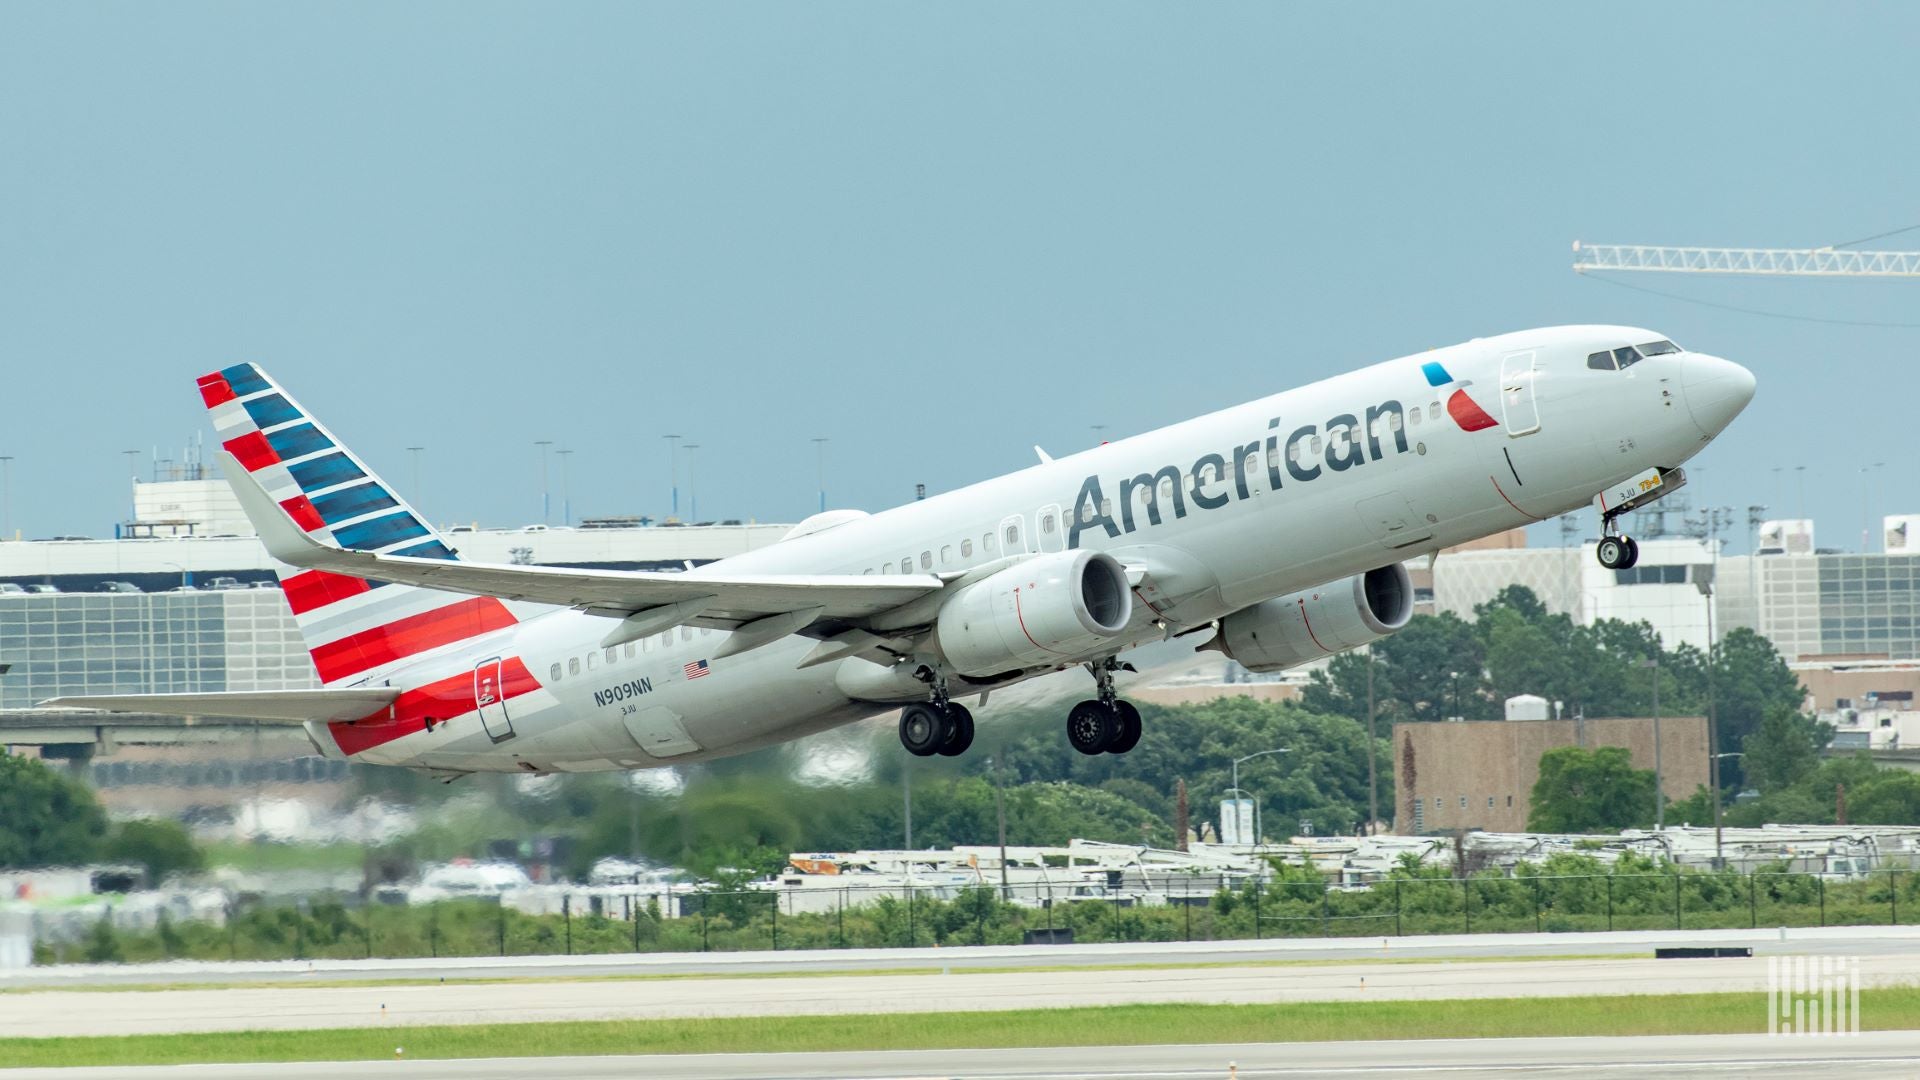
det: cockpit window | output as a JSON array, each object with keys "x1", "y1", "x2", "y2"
[
  {"x1": 1637, "y1": 339, "x2": 1681, "y2": 357},
  {"x1": 1612, "y1": 346, "x2": 1641, "y2": 370},
  {"x1": 1587, "y1": 350, "x2": 1616, "y2": 371}
]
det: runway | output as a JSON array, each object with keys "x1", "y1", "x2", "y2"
[
  {"x1": 4, "y1": 949, "x2": 1918, "y2": 1038},
  {"x1": 7, "y1": 924, "x2": 1918, "y2": 990},
  {"x1": 5, "y1": 1033, "x2": 1920, "y2": 1079}
]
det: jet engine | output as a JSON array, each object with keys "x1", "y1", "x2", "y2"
[
  {"x1": 1213, "y1": 564, "x2": 1414, "y2": 673},
  {"x1": 933, "y1": 550, "x2": 1134, "y2": 677}
]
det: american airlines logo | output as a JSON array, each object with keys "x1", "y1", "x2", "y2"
[
  {"x1": 592, "y1": 677, "x2": 653, "y2": 708},
  {"x1": 1068, "y1": 396, "x2": 1430, "y2": 549}
]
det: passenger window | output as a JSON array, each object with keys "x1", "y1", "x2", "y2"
[
  {"x1": 587, "y1": 651, "x2": 597, "y2": 670},
  {"x1": 1005, "y1": 524, "x2": 1020, "y2": 548},
  {"x1": 1408, "y1": 408, "x2": 1421, "y2": 426},
  {"x1": 1428, "y1": 402, "x2": 1441, "y2": 420},
  {"x1": 1309, "y1": 436, "x2": 1323, "y2": 454},
  {"x1": 605, "y1": 647, "x2": 617, "y2": 665},
  {"x1": 1267, "y1": 445, "x2": 1282, "y2": 468},
  {"x1": 900, "y1": 553, "x2": 912, "y2": 571},
  {"x1": 624, "y1": 643, "x2": 635, "y2": 659},
  {"x1": 1587, "y1": 350, "x2": 1617, "y2": 371},
  {"x1": 920, "y1": 550, "x2": 932, "y2": 569},
  {"x1": 641, "y1": 636, "x2": 651, "y2": 653},
  {"x1": 940, "y1": 545, "x2": 952, "y2": 563},
  {"x1": 961, "y1": 539, "x2": 973, "y2": 558},
  {"x1": 680, "y1": 626, "x2": 692, "y2": 642},
  {"x1": 1040, "y1": 512, "x2": 1056, "y2": 535},
  {"x1": 1100, "y1": 498, "x2": 1113, "y2": 518},
  {"x1": 983, "y1": 532, "x2": 996, "y2": 554},
  {"x1": 550, "y1": 662, "x2": 562, "y2": 682},
  {"x1": 569, "y1": 657, "x2": 580, "y2": 675}
]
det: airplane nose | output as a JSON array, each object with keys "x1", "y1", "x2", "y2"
[{"x1": 1681, "y1": 354, "x2": 1756, "y2": 437}]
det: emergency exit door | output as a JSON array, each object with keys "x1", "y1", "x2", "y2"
[{"x1": 1500, "y1": 351, "x2": 1541, "y2": 436}]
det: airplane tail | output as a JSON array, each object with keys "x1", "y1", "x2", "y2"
[{"x1": 198, "y1": 363, "x2": 520, "y2": 688}]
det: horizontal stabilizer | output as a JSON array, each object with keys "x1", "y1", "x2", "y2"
[{"x1": 39, "y1": 688, "x2": 401, "y2": 723}]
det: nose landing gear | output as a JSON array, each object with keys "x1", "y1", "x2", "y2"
[{"x1": 1596, "y1": 532, "x2": 1640, "y2": 570}]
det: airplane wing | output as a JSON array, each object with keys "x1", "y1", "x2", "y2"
[
  {"x1": 39, "y1": 687, "x2": 400, "y2": 723},
  {"x1": 220, "y1": 451, "x2": 942, "y2": 626}
]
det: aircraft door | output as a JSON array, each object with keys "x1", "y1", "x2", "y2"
[
  {"x1": 1036, "y1": 504, "x2": 1065, "y2": 553},
  {"x1": 1500, "y1": 351, "x2": 1541, "y2": 436},
  {"x1": 474, "y1": 656, "x2": 515, "y2": 742}
]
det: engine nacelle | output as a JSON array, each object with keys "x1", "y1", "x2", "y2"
[
  {"x1": 1215, "y1": 564, "x2": 1414, "y2": 673},
  {"x1": 933, "y1": 550, "x2": 1133, "y2": 677}
]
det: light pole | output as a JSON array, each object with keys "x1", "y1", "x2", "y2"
[
  {"x1": 0, "y1": 455, "x2": 12, "y2": 540},
  {"x1": 557, "y1": 448, "x2": 573, "y2": 527},
  {"x1": 683, "y1": 444, "x2": 700, "y2": 522},
  {"x1": 1366, "y1": 648, "x2": 1378, "y2": 834},
  {"x1": 663, "y1": 435, "x2": 682, "y2": 519},
  {"x1": 534, "y1": 440, "x2": 553, "y2": 525},
  {"x1": 1231, "y1": 748, "x2": 1291, "y2": 846},
  {"x1": 812, "y1": 437, "x2": 829, "y2": 514},
  {"x1": 123, "y1": 449, "x2": 141, "y2": 526},
  {"x1": 406, "y1": 447, "x2": 425, "y2": 518},
  {"x1": 1640, "y1": 657, "x2": 1662, "y2": 828},
  {"x1": 1711, "y1": 752, "x2": 1743, "y2": 868}
]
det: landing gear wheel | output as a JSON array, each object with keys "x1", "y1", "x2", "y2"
[
  {"x1": 1620, "y1": 536, "x2": 1640, "y2": 569},
  {"x1": 1067, "y1": 699, "x2": 1115, "y2": 756},
  {"x1": 1596, "y1": 535, "x2": 1634, "y2": 570},
  {"x1": 899, "y1": 704, "x2": 945, "y2": 757},
  {"x1": 1107, "y1": 700, "x2": 1142, "y2": 755},
  {"x1": 936, "y1": 703, "x2": 974, "y2": 757}
]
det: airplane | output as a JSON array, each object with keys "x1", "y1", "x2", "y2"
[{"x1": 46, "y1": 327, "x2": 1755, "y2": 776}]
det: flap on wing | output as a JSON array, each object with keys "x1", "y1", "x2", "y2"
[
  {"x1": 39, "y1": 688, "x2": 402, "y2": 723},
  {"x1": 218, "y1": 450, "x2": 941, "y2": 623}
]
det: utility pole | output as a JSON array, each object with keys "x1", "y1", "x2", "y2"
[
  {"x1": 810, "y1": 436, "x2": 830, "y2": 514},
  {"x1": 903, "y1": 758, "x2": 913, "y2": 850},
  {"x1": 534, "y1": 440, "x2": 553, "y2": 525},
  {"x1": 663, "y1": 434, "x2": 682, "y2": 518},
  {"x1": 1642, "y1": 656, "x2": 1662, "y2": 828},
  {"x1": 1365, "y1": 648, "x2": 1378, "y2": 833},
  {"x1": 557, "y1": 448, "x2": 574, "y2": 527},
  {"x1": 991, "y1": 754, "x2": 1009, "y2": 898}
]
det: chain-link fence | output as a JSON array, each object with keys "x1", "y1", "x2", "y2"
[{"x1": 32, "y1": 866, "x2": 1920, "y2": 965}]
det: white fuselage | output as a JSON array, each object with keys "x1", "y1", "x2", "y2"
[{"x1": 333, "y1": 325, "x2": 1749, "y2": 773}]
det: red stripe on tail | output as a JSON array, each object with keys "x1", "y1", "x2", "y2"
[
  {"x1": 327, "y1": 657, "x2": 540, "y2": 756},
  {"x1": 197, "y1": 373, "x2": 236, "y2": 408},
  {"x1": 224, "y1": 431, "x2": 279, "y2": 471},
  {"x1": 309, "y1": 596, "x2": 517, "y2": 683},
  {"x1": 282, "y1": 495, "x2": 326, "y2": 532},
  {"x1": 281, "y1": 570, "x2": 373, "y2": 616}
]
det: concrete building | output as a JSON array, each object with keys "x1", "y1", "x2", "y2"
[{"x1": 1393, "y1": 714, "x2": 1709, "y2": 835}]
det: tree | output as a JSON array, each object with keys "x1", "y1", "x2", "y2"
[
  {"x1": 1740, "y1": 706, "x2": 1830, "y2": 793},
  {"x1": 1527, "y1": 746, "x2": 1656, "y2": 833},
  {"x1": 1709, "y1": 629, "x2": 1805, "y2": 784},
  {"x1": 103, "y1": 819, "x2": 206, "y2": 884},
  {"x1": 0, "y1": 754, "x2": 107, "y2": 868}
]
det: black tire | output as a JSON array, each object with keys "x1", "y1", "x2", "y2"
[
  {"x1": 1596, "y1": 536, "x2": 1628, "y2": 570},
  {"x1": 1107, "y1": 700, "x2": 1142, "y2": 754},
  {"x1": 1067, "y1": 699, "x2": 1114, "y2": 756},
  {"x1": 899, "y1": 704, "x2": 944, "y2": 757},
  {"x1": 1620, "y1": 536, "x2": 1641, "y2": 569},
  {"x1": 937, "y1": 704, "x2": 974, "y2": 757}
]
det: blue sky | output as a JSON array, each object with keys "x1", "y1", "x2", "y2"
[{"x1": 2, "y1": 4, "x2": 1915, "y2": 551}]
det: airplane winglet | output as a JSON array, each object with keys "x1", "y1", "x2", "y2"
[
  {"x1": 217, "y1": 450, "x2": 337, "y2": 570},
  {"x1": 1034, "y1": 445, "x2": 1053, "y2": 464}
]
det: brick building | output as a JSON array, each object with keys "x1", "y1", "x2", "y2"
[{"x1": 1393, "y1": 715, "x2": 1709, "y2": 834}]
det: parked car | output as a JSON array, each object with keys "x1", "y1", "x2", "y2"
[
  {"x1": 0, "y1": 583, "x2": 25, "y2": 596},
  {"x1": 25, "y1": 584, "x2": 58, "y2": 594},
  {"x1": 99, "y1": 581, "x2": 142, "y2": 593}
]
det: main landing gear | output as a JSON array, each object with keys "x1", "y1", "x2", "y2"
[
  {"x1": 899, "y1": 699, "x2": 974, "y2": 758},
  {"x1": 1067, "y1": 659, "x2": 1142, "y2": 756}
]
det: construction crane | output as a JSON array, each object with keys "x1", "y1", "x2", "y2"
[{"x1": 1572, "y1": 241, "x2": 1920, "y2": 278}]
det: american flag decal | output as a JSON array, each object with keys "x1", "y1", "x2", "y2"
[{"x1": 684, "y1": 659, "x2": 710, "y2": 680}]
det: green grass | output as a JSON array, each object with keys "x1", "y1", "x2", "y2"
[{"x1": 7, "y1": 989, "x2": 1920, "y2": 1068}]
